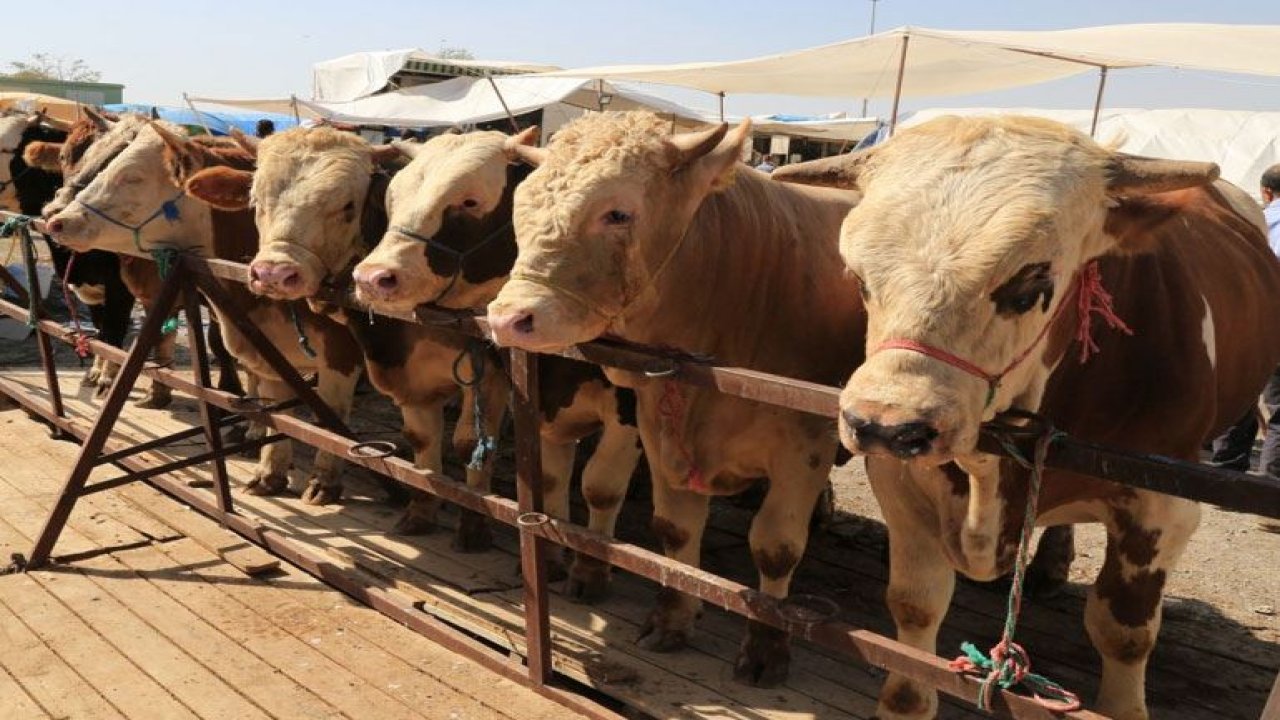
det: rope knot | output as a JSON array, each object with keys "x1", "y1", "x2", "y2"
[
  {"x1": 1075, "y1": 260, "x2": 1132, "y2": 363},
  {"x1": 657, "y1": 380, "x2": 706, "y2": 492}
]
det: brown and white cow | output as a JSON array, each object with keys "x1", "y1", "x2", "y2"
[
  {"x1": 349, "y1": 128, "x2": 646, "y2": 596},
  {"x1": 774, "y1": 115, "x2": 1280, "y2": 719},
  {"x1": 484, "y1": 111, "x2": 864, "y2": 683},
  {"x1": 43, "y1": 116, "x2": 364, "y2": 505}
]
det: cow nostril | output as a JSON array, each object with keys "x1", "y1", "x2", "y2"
[
  {"x1": 513, "y1": 314, "x2": 534, "y2": 334},
  {"x1": 280, "y1": 271, "x2": 301, "y2": 288},
  {"x1": 375, "y1": 271, "x2": 398, "y2": 291},
  {"x1": 47, "y1": 218, "x2": 64, "y2": 234},
  {"x1": 887, "y1": 422, "x2": 939, "y2": 458}
]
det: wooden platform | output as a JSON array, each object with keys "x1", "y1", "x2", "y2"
[{"x1": 2, "y1": 367, "x2": 1277, "y2": 719}]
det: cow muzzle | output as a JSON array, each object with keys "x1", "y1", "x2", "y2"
[{"x1": 248, "y1": 260, "x2": 306, "y2": 298}]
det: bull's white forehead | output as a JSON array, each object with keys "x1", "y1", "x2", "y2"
[
  {"x1": 0, "y1": 116, "x2": 27, "y2": 149},
  {"x1": 391, "y1": 133, "x2": 507, "y2": 201}
]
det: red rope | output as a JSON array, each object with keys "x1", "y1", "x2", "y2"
[
  {"x1": 1074, "y1": 260, "x2": 1133, "y2": 363},
  {"x1": 60, "y1": 252, "x2": 91, "y2": 359},
  {"x1": 657, "y1": 380, "x2": 707, "y2": 493}
]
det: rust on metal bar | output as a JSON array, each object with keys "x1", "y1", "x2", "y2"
[
  {"x1": 96, "y1": 413, "x2": 246, "y2": 465},
  {"x1": 19, "y1": 224, "x2": 65, "y2": 424},
  {"x1": 82, "y1": 434, "x2": 284, "y2": 496},
  {"x1": 508, "y1": 347, "x2": 552, "y2": 685}
]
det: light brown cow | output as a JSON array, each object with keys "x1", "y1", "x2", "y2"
[
  {"x1": 351, "y1": 128, "x2": 645, "y2": 596},
  {"x1": 775, "y1": 115, "x2": 1280, "y2": 719},
  {"x1": 486, "y1": 111, "x2": 865, "y2": 684},
  {"x1": 43, "y1": 117, "x2": 364, "y2": 505}
]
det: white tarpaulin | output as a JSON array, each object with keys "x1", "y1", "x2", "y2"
[
  {"x1": 297, "y1": 75, "x2": 707, "y2": 128},
  {"x1": 534, "y1": 24, "x2": 1280, "y2": 98},
  {"x1": 312, "y1": 49, "x2": 562, "y2": 102},
  {"x1": 903, "y1": 107, "x2": 1280, "y2": 198},
  {"x1": 188, "y1": 96, "x2": 324, "y2": 120}
]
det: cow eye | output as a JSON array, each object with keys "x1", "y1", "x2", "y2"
[
  {"x1": 342, "y1": 201, "x2": 356, "y2": 222},
  {"x1": 991, "y1": 262, "x2": 1054, "y2": 317},
  {"x1": 604, "y1": 210, "x2": 632, "y2": 226}
]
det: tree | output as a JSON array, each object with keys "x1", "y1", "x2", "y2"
[
  {"x1": 437, "y1": 46, "x2": 475, "y2": 61},
  {"x1": 6, "y1": 53, "x2": 102, "y2": 82}
]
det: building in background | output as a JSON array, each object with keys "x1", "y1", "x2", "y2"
[{"x1": 0, "y1": 76, "x2": 123, "y2": 105}]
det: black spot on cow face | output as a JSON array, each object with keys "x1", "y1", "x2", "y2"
[
  {"x1": 990, "y1": 261, "x2": 1054, "y2": 317},
  {"x1": 424, "y1": 163, "x2": 529, "y2": 285}
]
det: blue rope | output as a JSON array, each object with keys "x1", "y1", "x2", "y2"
[
  {"x1": 452, "y1": 340, "x2": 496, "y2": 471},
  {"x1": 289, "y1": 302, "x2": 318, "y2": 359}
]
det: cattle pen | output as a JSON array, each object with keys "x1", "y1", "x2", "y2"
[{"x1": 1, "y1": 217, "x2": 1279, "y2": 719}]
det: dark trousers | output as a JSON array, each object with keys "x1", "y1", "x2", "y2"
[{"x1": 1211, "y1": 366, "x2": 1280, "y2": 477}]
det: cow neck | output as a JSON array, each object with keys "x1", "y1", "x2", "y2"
[{"x1": 615, "y1": 171, "x2": 866, "y2": 383}]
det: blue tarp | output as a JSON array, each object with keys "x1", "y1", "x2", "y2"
[{"x1": 102, "y1": 104, "x2": 300, "y2": 136}]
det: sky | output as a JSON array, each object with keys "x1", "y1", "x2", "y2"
[{"x1": 6, "y1": 0, "x2": 1280, "y2": 119}]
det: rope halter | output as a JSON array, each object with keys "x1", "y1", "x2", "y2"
[{"x1": 393, "y1": 219, "x2": 512, "y2": 305}]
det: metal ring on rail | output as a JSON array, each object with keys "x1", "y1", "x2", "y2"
[
  {"x1": 516, "y1": 511, "x2": 550, "y2": 528},
  {"x1": 776, "y1": 593, "x2": 841, "y2": 627},
  {"x1": 642, "y1": 360, "x2": 679, "y2": 379},
  {"x1": 347, "y1": 440, "x2": 399, "y2": 459}
]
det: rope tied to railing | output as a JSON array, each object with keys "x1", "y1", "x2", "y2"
[
  {"x1": 288, "y1": 302, "x2": 318, "y2": 359},
  {"x1": 1, "y1": 215, "x2": 40, "y2": 330},
  {"x1": 60, "y1": 252, "x2": 91, "y2": 359},
  {"x1": 452, "y1": 339, "x2": 496, "y2": 471},
  {"x1": 949, "y1": 412, "x2": 1080, "y2": 712}
]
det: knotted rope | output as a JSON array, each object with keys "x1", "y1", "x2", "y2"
[
  {"x1": 60, "y1": 252, "x2": 92, "y2": 359},
  {"x1": 948, "y1": 414, "x2": 1080, "y2": 712},
  {"x1": 451, "y1": 340, "x2": 496, "y2": 471},
  {"x1": 288, "y1": 302, "x2": 318, "y2": 359}
]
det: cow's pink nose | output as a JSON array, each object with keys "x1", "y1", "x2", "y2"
[
  {"x1": 248, "y1": 261, "x2": 301, "y2": 291},
  {"x1": 45, "y1": 217, "x2": 64, "y2": 235},
  {"x1": 353, "y1": 265, "x2": 399, "y2": 297},
  {"x1": 487, "y1": 310, "x2": 535, "y2": 346}
]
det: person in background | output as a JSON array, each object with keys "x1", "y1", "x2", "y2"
[
  {"x1": 1209, "y1": 164, "x2": 1280, "y2": 476},
  {"x1": 754, "y1": 154, "x2": 776, "y2": 173},
  {"x1": 255, "y1": 119, "x2": 275, "y2": 139}
]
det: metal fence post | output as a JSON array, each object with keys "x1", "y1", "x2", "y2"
[{"x1": 509, "y1": 347, "x2": 552, "y2": 684}]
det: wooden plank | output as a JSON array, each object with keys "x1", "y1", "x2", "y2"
[
  {"x1": 117, "y1": 483, "x2": 279, "y2": 576},
  {"x1": 0, "y1": 646, "x2": 54, "y2": 720}
]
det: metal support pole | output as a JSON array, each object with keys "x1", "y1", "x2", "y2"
[
  {"x1": 888, "y1": 34, "x2": 910, "y2": 137},
  {"x1": 25, "y1": 264, "x2": 185, "y2": 569},
  {"x1": 718, "y1": 92, "x2": 726, "y2": 122},
  {"x1": 486, "y1": 73, "x2": 521, "y2": 134},
  {"x1": 182, "y1": 93, "x2": 214, "y2": 136},
  {"x1": 183, "y1": 276, "x2": 234, "y2": 515},
  {"x1": 20, "y1": 224, "x2": 64, "y2": 423},
  {"x1": 509, "y1": 347, "x2": 552, "y2": 685},
  {"x1": 1090, "y1": 66, "x2": 1109, "y2": 137}
]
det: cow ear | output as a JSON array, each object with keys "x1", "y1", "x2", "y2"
[
  {"x1": 1106, "y1": 153, "x2": 1219, "y2": 196},
  {"x1": 23, "y1": 142, "x2": 64, "y2": 172},
  {"x1": 186, "y1": 166, "x2": 253, "y2": 211},
  {"x1": 227, "y1": 127, "x2": 260, "y2": 156},
  {"x1": 503, "y1": 126, "x2": 542, "y2": 164},
  {"x1": 772, "y1": 149, "x2": 872, "y2": 190},
  {"x1": 390, "y1": 139, "x2": 422, "y2": 159},
  {"x1": 671, "y1": 120, "x2": 748, "y2": 192},
  {"x1": 370, "y1": 143, "x2": 404, "y2": 167},
  {"x1": 82, "y1": 106, "x2": 114, "y2": 132}
]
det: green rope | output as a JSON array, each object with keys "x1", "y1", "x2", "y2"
[{"x1": 145, "y1": 245, "x2": 181, "y2": 335}]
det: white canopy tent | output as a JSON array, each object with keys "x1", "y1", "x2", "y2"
[
  {"x1": 312, "y1": 49, "x2": 562, "y2": 102},
  {"x1": 902, "y1": 107, "x2": 1280, "y2": 200},
  {"x1": 535, "y1": 24, "x2": 1280, "y2": 132}
]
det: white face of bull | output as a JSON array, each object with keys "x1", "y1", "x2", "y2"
[
  {"x1": 43, "y1": 118, "x2": 210, "y2": 256},
  {"x1": 486, "y1": 111, "x2": 749, "y2": 352},
  {"x1": 353, "y1": 129, "x2": 532, "y2": 313},
  {"x1": 0, "y1": 113, "x2": 39, "y2": 209},
  {"x1": 776, "y1": 115, "x2": 1220, "y2": 463},
  {"x1": 234, "y1": 128, "x2": 377, "y2": 300}
]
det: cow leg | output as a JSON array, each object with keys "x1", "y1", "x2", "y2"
[
  {"x1": 872, "y1": 458, "x2": 954, "y2": 720},
  {"x1": 567, "y1": 422, "x2": 643, "y2": 603},
  {"x1": 235, "y1": 374, "x2": 266, "y2": 455},
  {"x1": 245, "y1": 379, "x2": 293, "y2": 496},
  {"x1": 134, "y1": 326, "x2": 177, "y2": 409},
  {"x1": 733, "y1": 453, "x2": 829, "y2": 687},
  {"x1": 451, "y1": 373, "x2": 508, "y2": 553},
  {"x1": 390, "y1": 398, "x2": 448, "y2": 535},
  {"x1": 94, "y1": 358, "x2": 121, "y2": 399},
  {"x1": 1025, "y1": 524, "x2": 1075, "y2": 599},
  {"x1": 206, "y1": 315, "x2": 245, "y2": 396},
  {"x1": 1087, "y1": 494, "x2": 1199, "y2": 720},
  {"x1": 537, "y1": 438, "x2": 577, "y2": 580},
  {"x1": 300, "y1": 367, "x2": 361, "y2": 505},
  {"x1": 638, "y1": 480, "x2": 709, "y2": 652}
]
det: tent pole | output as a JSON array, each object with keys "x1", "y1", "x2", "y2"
[
  {"x1": 888, "y1": 34, "x2": 910, "y2": 137},
  {"x1": 718, "y1": 92, "x2": 725, "y2": 122},
  {"x1": 486, "y1": 73, "x2": 521, "y2": 133},
  {"x1": 182, "y1": 93, "x2": 213, "y2": 136},
  {"x1": 290, "y1": 94, "x2": 301, "y2": 125},
  {"x1": 1090, "y1": 66, "x2": 1109, "y2": 137}
]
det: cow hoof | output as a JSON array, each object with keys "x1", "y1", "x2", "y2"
[
  {"x1": 637, "y1": 623, "x2": 689, "y2": 653},
  {"x1": 93, "y1": 381, "x2": 112, "y2": 399},
  {"x1": 223, "y1": 424, "x2": 248, "y2": 446},
  {"x1": 301, "y1": 479, "x2": 342, "y2": 506},
  {"x1": 134, "y1": 388, "x2": 173, "y2": 410},
  {"x1": 566, "y1": 556, "x2": 611, "y2": 604},
  {"x1": 244, "y1": 472, "x2": 289, "y2": 496},
  {"x1": 80, "y1": 370, "x2": 98, "y2": 387},
  {"x1": 451, "y1": 511, "x2": 492, "y2": 553},
  {"x1": 733, "y1": 620, "x2": 790, "y2": 687},
  {"x1": 390, "y1": 512, "x2": 437, "y2": 536}
]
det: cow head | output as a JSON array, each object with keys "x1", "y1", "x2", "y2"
[
  {"x1": 353, "y1": 127, "x2": 536, "y2": 312},
  {"x1": 0, "y1": 113, "x2": 42, "y2": 206},
  {"x1": 44, "y1": 118, "x2": 219, "y2": 255},
  {"x1": 774, "y1": 115, "x2": 1218, "y2": 462},
  {"x1": 185, "y1": 127, "x2": 394, "y2": 300},
  {"x1": 486, "y1": 111, "x2": 749, "y2": 351},
  {"x1": 29, "y1": 108, "x2": 118, "y2": 218}
]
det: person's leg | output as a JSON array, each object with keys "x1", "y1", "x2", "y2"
[
  {"x1": 1258, "y1": 366, "x2": 1280, "y2": 477},
  {"x1": 1210, "y1": 409, "x2": 1258, "y2": 471}
]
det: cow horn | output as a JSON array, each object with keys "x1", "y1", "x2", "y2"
[
  {"x1": 772, "y1": 150, "x2": 872, "y2": 190},
  {"x1": 390, "y1": 139, "x2": 422, "y2": 159},
  {"x1": 503, "y1": 125, "x2": 541, "y2": 163},
  {"x1": 82, "y1": 105, "x2": 114, "y2": 132},
  {"x1": 1107, "y1": 153, "x2": 1219, "y2": 195},
  {"x1": 508, "y1": 141, "x2": 548, "y2": 168},
  {"x1": 667, "y1": 123, "x2": 729, "y2": 168},
  {"x1": 148, "y1": 121, "x2": 189, "y2": 153}
]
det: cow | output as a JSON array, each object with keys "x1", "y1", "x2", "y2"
[
  {"x1": 483, "y1": 111, "x2": 864, "y2": 684},
  {"x1": 22, "y1": 110, "x2": 245, "y2": 405},
  {"x1": 42, "y1": 115, "x2": 363, "y2": 505},
  {"x1": 772, "y1": 115, "x2": 1280, "y2": 719},
  {"x1": 340, "y1": 128, "x2": 645, "y2": 594}
]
